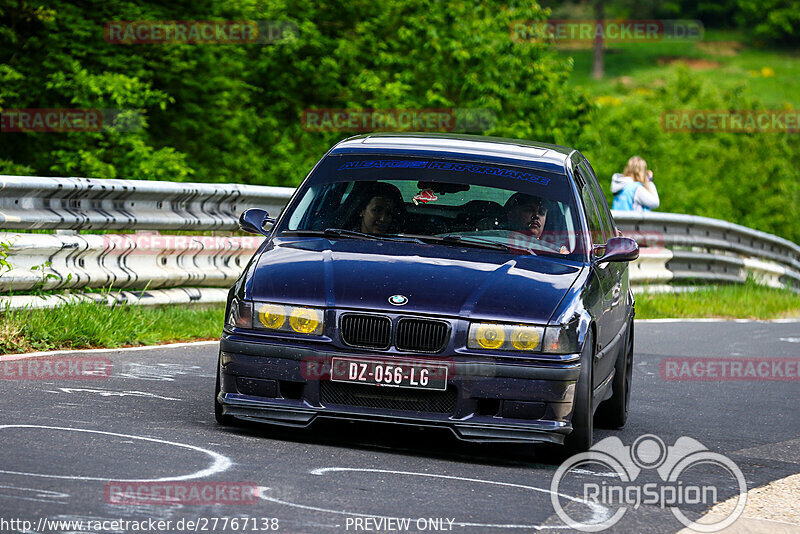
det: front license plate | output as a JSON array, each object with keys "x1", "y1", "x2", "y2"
[{"x1": 330, "y1": 358, "x2": 448, "y2": 391}]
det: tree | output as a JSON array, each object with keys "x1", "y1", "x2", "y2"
[
  {"x1": 592, "y1": 0, "x2": 605, "y2": 79},
  {"x1": 1, "y1": 0, "x2": 593, "y2": 186}
]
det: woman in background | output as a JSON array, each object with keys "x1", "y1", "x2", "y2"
[{"x1": 611, "y1": 156, "x2": 659, "y2": 212}]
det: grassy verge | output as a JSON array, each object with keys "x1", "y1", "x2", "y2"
[
  {"x1": 562, "y1": 30, "x2": 800, "y2": 108},
  {"x1": 0, "y1": 302, "x2": 225, "y2": 355},
  {"x1": 635, "y1": 284, "x2": 800, "y2": 319},
  {"x1": 1, "y1": 284, "x2": 798, "y2": 355}
]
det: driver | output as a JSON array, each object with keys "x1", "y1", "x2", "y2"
[
  {"x1": 478, "y1": 193, "x2": 548, "y2": 238},
  {"x1": 505, "y1": 193, "x2": 548, "y2": 237}
]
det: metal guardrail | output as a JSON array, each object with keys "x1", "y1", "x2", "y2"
[
  {"x1": 1, "y1": 176, "x2": 799, "y2": 310},
  {"x1": 0, "y1": 175, "x2": 286, "y2": 309},
  {"x1": 0, "y1": 175, "x2": 294, "y2": 230},
  {"x1": 613, "y1": 211, "x2": 800, "y2": 291},
  {"x1": 0, "y1": 232, "x2": 262, "y2": 293}
]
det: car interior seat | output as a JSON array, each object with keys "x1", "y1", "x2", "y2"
[{"x1": 456, "y1": 200, "x2": 505, "y2": 231}]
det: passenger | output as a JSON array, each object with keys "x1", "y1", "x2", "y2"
[
  {"x1": 356, "y1": 182, "x2": 405, "y2": 234},
  {"x1": 611, "y1": 156, "x2": 659, "y2": 212},
  {"x1": 478, "y1": 193, "x2": 548, "y2": 238}
]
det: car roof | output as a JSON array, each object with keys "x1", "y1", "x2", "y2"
[{"x1": 329, "y1": 133, "x2": 577, "y2": 174}]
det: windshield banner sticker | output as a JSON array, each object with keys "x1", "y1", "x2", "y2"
[
  {"x1": 338, "y1": 160, "x2": 430, "y2": 170},
  {"x1": 427, "y1": 161, "x2": 550, "y2": 185},
  {"x1": 338, "y1": 160, "x2": 551, "y2": 186}
]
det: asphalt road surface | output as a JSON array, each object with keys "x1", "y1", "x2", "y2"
[{"x1": 1, "y1": 320, "x2": 799, "y2": 534}]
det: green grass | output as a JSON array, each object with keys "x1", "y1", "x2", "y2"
[
  {"x1": 0, "y1": 302, "x2": 225, "y2": 354},
  {"x1": 635, "y1": 284, "x2": 800, "y2": 319},
  {"x1": 562, "y1": 30, "x2": 800, "y2": 108},
  {"x1": 1, "y1": 284, "x2": 797, "y2": 355}
]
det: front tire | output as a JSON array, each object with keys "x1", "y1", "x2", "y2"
[
  {"x1": 595, "y1": 321, "x2": 633, "y2": 429},
  {"x1": 564, "y1": 330, "x2": 594, "y2": 454},
  {"x1": 214, "y1": 355, "x2": 235, "y2": 426}
]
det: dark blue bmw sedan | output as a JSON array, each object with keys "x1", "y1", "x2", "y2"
[{"x1": 216, "y1": 133, "x2": 638, "y2": 452}]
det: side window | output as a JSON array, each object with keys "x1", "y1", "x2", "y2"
[
  {"x1": 574, "y1": 163, "x2": 604, "y2": 245},
  {"x1": 581, "y1": 161, "x2": 615, "y2": 238},
  {"x1": 580, "y1": 183, "x2": 605, "y2": 246}
]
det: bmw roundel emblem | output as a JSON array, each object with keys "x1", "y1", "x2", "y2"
[{"x1": 388, "y1": 295, "x2": 408, "y2": 306}]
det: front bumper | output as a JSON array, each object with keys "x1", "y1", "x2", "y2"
[{"x1": 217, "y1": 335, "x2": 581, "y2": 444}]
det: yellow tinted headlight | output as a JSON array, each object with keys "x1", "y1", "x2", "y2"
[
  {"x1": 511, "y1": 326, "x2": 542, "y2": 351},
  {"x1": 474, "y1": 324, "x2": 505, "y2": 349},
  {"x1": 258, "y1": 304, "x2": 286, "y2": 330},
  {"x1": 468, "y1": 323, "x2": 504, "y2": 349},
  {"x1": 289, "y1": 307, "x2": 323, "y2": 335},
  {"x1": 468, "y1": 322, "x2": 544, "y2": 352},
  {"x1": 252, "y1": 302, "x2": 324, "y2": 336}
]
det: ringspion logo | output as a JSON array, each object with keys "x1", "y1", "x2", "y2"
[{"x1": 551, "y1": 434, "x2": 746, "y2": 532}]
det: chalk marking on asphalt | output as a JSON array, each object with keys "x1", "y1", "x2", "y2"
[
  {"x1": 0, "y1": 425, "x2": 231, "y2": 482},
  {"x1": 0, "y1": 340, "x2": 219, "y2": 361},
  {"x1": 116, "y1": 362, "x2": 211, "y2": 381},
  {"x1": 569, "y1": 468, "x2": 621, "y2": 478},
  {"x1": 48, "y1": 387, "x2": 181, "y2": 401},
  {"x1": 256, "y1": 467, "x2": 611, "y2": 529},
  {"x1": 0, "y1": 485, "x2": 70, "y2": 504}
]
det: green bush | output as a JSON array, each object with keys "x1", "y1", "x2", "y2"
[
  {"x1": 737, "y1": 0, "x2": 800, "y2": 44},
  {"x1": 0, "y1": 0, "x2": 590, "y2": 186}
]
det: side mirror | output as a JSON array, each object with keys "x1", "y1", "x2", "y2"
[
  {"x1": 238, "y1": 208, "x2": 275, "y2": 236},
  {"x1": 593, "y1": 236, "x2": 639, "y2": 264}
]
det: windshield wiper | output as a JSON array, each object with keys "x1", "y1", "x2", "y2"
[
  {"x1": 395, "y1": 233, "x2": 515, "y2": 253},
  {"x1": 281, "y1": 229, "x2": 519, "y2": 251},
  {"x1": 281, "y1": 228, "x2": 424, "y2": 244},
  {"x1": 279, "y1": 228, "x2": 383, "y2": 240}
]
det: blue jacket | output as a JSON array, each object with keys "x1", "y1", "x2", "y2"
[
  {"x1": 610, "y1": 173, "x2": 659, "y2": 212},
  {"x1": 612, "y1": 182, "x2": 647, "y2": 211}
]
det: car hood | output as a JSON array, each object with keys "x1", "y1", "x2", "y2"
[{"x1": 247, "y1": 238, "x2": 583, "y2": 324}]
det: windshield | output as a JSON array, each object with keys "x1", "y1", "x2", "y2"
[{"x1": 279, "y1": 155, "x2": 586, "y2": 260}]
